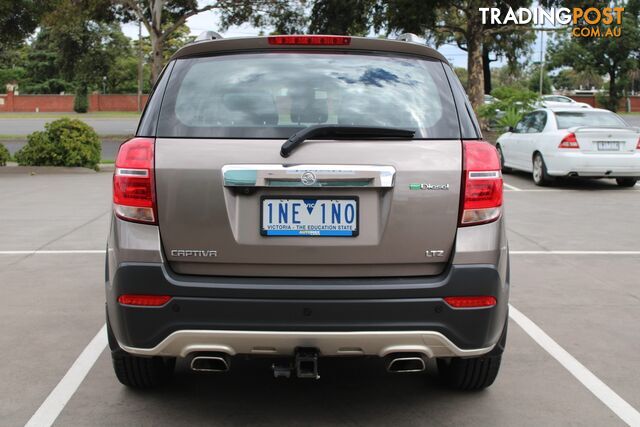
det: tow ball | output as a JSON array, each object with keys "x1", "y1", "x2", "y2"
[{"x1": 272, "y1": 348, "x2": 320, "y2": 379}]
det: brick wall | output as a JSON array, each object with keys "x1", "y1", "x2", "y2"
[
  {"x1": 0, "y1": 90, "x2": 148, "y2": 112},
  {"x1": 569, "y1": 95, "x2": 640, "y2": 112}
]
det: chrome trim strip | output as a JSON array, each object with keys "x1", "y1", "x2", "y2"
[
  {"x1": 118, "y1": 330, "x2": 494, "y2": 358},
  {"x1": 222, "y1": 164, "x2": 396, "y2": 188}
]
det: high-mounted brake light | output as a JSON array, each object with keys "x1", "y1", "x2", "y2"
[
  {"x1": 113, "y1": 137, "x2": 156, "y2": 224},
  {"x1": 460, "y1": 140, "x2": 503, "y2": 226},
  {"x1": 559, "y1": 133, "x2": 579, "y2": 149},
  {"x1": 268, "y1": 35, "x2": 351, "y2": 46},
  {"x1": 444, "y1": 296, "x2": 497, "y2": 308},
  {"x1": 118, "y1": 294, "x2": 171, "y2": 307}
]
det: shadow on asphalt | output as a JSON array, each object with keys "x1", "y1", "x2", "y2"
[
  {"x1": 505, "y1": 170, "x2": 637, "y2": 191},
  {"x1": 122, "y1": 357, "x2": 480, "y2": 424}
]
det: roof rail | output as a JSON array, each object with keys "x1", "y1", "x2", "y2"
[
  {"x1": 395, "y1": 33, "x2": 425, "y2": 44},
  {"x1": 194, "y1": 31, "x2": 223, "y2": 43}
]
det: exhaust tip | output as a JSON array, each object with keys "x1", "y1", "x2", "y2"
[
  {"x1": 386, "y1": 354, "x2": 426, "y2": 373},
  {"x1": 190, "y1": 353, "x2": 230, "y2": 373}
]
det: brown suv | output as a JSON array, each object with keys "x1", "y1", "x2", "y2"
[{"x1": 106, "y1": 34, "x2": 509, "y2": 390}]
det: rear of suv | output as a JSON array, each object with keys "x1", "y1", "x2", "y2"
[{"x1": 106, "y1": 35, "x2": 509, "y2": 390}]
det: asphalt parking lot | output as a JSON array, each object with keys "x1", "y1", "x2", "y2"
[{"x1": 1, "y1": 170, "x2": 639, "y2": 426}]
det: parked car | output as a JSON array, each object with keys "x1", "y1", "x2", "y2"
[
  {"x1": 107, "y1": 34, "x2": 509, "y2": 391},
  {"x1": 484, "y1": 94, "x2": 506, "y2": 124},
  {"x1": 538, "y1": 95, "x2": 592, "y2": 109},
  {"x1": 496, "y1": 108, "x2": 640, "y2": 186}
]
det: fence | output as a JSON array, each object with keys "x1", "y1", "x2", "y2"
[{"x1": 0, "y1": 90, "x2": 148, "y2": 112}]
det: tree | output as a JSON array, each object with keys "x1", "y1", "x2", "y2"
[
  {"x1": 20, "y1": 29, "x2": 73, "y2": 94},
  {"x1": 0, "y1": 0, "x2": 43, "y2": 54},
  {"x1": 552, "y1": 68, "x2": 603, "y2": 92},
  {"x1": 481, "y1": 27, "x2": 535, "y2": 94},
  {"x1": 377, "y1": 0, "x2": 534, "y2": 110},
  {"x1": 548, "y1": 1, "x2": 640, "y2": 111},
  {"x1": 308, "y1": 0, "x2": 378, "y2": 35},
  {"x1": 527, "y1": 64, "x2": 552, "y2": 94},
  {"x1": 111, "y1": 0, "x2": 305, "y2": 83}
]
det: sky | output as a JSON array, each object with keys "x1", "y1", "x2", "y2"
[{"x1": 121, "y1": 8, "x2": 547, "y2": 70}]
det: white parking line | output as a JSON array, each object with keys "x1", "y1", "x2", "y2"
[
  {"x1": 0, "y1": 250, "x2": 104, "y2": 255},
  {"x1": 509, "y1": 305, "x2": 640, "y2": 426},
  {"x1": 25, "y1": 325, "x2": 107, "y2": 427},
  {"x1": 502, "y1": 182, "x2": 522, "y2": 191},
  {"x1": 511, "y1": 251, "x2": 640, "y2": 255}
]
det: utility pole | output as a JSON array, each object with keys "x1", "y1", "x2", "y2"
[
  {"x1": 137, "y1": 20, "x2": 143, "y2": 112},
  {"x1": 538, "y1": 30, "x2": 544, "y2": 96}
]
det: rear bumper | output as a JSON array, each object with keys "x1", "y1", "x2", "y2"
[
  {"x1": 545, "y1": 151, "x2": 640, "y2": 177},
  {"x1": 119, "y1": 329, "x2": 494, "y2": 358},
  {"x1": 106, "y1": 262, "x2": 509, "y2": 358}
]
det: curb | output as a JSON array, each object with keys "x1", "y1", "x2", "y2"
[{"x1": 0, "y1": 164, "x2": 114, "y2": 174}]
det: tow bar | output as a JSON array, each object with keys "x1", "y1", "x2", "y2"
[{"x1": 272, "y1": 348, "x2": 320, "y2": 379}]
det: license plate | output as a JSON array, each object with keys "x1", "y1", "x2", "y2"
[
  {"x1": 261, "y1": 197, "x2": 358, "y2": 237},
  {"x1": 596, "y1": 141, "x2": 621, "y2": 151}
]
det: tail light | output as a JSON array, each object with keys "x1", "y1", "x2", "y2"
[
  {"x1": 444, "y1": 296, "x2": 497, "y2": 308},
  {"x1": 460, "y1": 140, "x2": 503, "y2": 226},
  {"x1": 118, "y1": 294, "x2": 171, "y2": 307},
  {"x1": 559, "y1": 133, "x2": 579, "y2": 149},
  {"x1": 113, "y1": 137, "x2": 156, "y2": 224},
  {"x1": 268, "y1": 35, "x2": 351, "y2": 45},
  {"x1": 636, "y1": 137, "x2": 640, "y2": 150}
]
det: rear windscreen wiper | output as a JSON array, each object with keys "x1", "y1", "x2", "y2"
[{"x1": 280, "y1": 125, "x2": 415, "y2": 158}]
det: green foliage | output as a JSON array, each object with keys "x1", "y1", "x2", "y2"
[
  {"x1": 552, "y1": 68, "x2": 603, "y2": 91},
  {"x1": 491, "y1": 65, "x2": 527, "y2": 90},
  {"x1": 0, "y1": 143, "x2": 10, "y2": 166},
  {"x1": 74, "y1": 84, "x2": 89, "y2": 113},
  {"x1": 528, "y1": 65, "x2": 552, "y2": 94},
  {"x1": 478, "y1": 86, "x2": 540, "y2": 124},
  {"x1": 454, "y1": 67, "x2": 468, "y2": 90},
  {"x1": 0, "y1": 67, "x2": 26, "y2": 89},
  {"x1": 548, "y1": 5, "x2": 640, "y2": 112},
  {"x1": 595, "y1": 93, "x2": 619, "y2": 112},
  {"x1": 497, "y1": 108, "x2": 523, "y2": 130},
  {"x1": 308, "y1": 0, "x2": 378, "y2": 35},
  {"x1": 15, "y1": 118, "x2": 101, "y2": 170},
  {"x1": 0, "y1": 0, "x2": 43, "y2": 53}
]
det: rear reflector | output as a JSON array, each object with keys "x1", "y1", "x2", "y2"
[
  {"x1": 118, "y1": 294, "x2": 171, "y2": 307},
  {"x1": 268, "y1": 35, "x2": 351, "y2": 45},
  {"x1": 113, "y1": 138, "x2": 156, "y2": 224},
  {"x1": 460, "y1": 141, "x2": 503, "y2": 226},
  {"x1": 444, "y1": 296, "x2": 497, "y2": 308},
  {"x1": 559, "y1": 133, "x2": 579, "y2": 149}
]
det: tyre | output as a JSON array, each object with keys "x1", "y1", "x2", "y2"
[
  {"x1": 437, "y1": 320, "x2": 507, "y2": 391},
  {"x1": 496, "y1": 145, "x2": 511, "y2": 173},
  {"x1": 111, "y1": 352, "x2": 175, "y2": 388},
  {"x1": 107, "y1": 316, "x2": 175, "y2": 388},
  {"x1": 532, "y1": 152, "x2": 553, "y2": 186},
  {"x1": 616, "y1": 178, "x2": 637, "y2": 187}
]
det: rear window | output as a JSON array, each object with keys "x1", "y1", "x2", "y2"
[
  {"x1": 555, "y1": 111, "x2": 627, "y2": 129},
  {"x1": 156, "y1": 52, "x2": 460, "y2": 139}
]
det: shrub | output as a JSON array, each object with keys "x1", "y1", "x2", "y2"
[
  {"x1": 15, "y1": 118, "x2": 101, "y2": 170},
  {"x1": 478, "y1": 86, "x2": 540, "y2": 128},
  {"x1": 74, "y1": 83, "x2": 89, "y2": 113},
  {"x1": 497, "y1": 108, "x2": 523, "y2": 130},
  {"x1": 0, "y1": 143, "x2": 10, "y2": 166}
]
